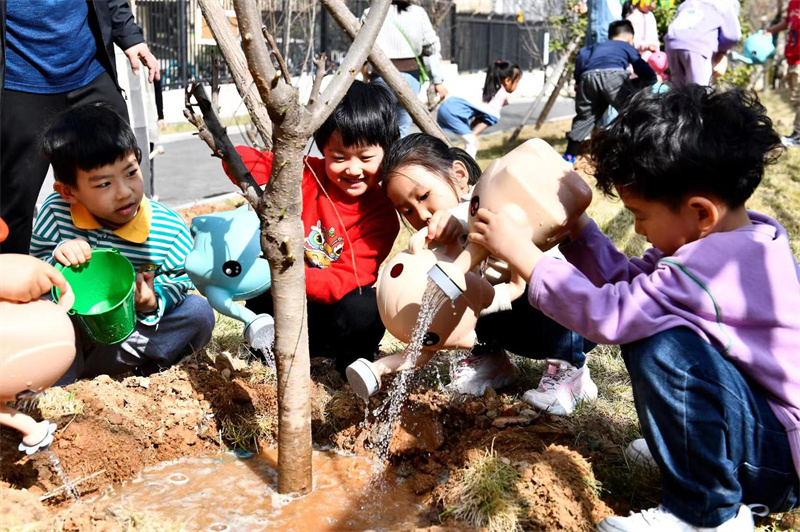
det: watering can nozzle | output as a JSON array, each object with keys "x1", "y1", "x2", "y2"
[{"x1": 427, "y1": 263, "x2": 465, "y2": 301}]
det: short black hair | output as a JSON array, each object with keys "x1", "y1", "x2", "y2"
[
  {"x1": 381, "y1": 133, "x2": 481, "y2": 191},
  {"x1": 40, "y1": 103, "x2": 141, "y2": 187},
  {"x1": 609, "y1": 19, "x2": 634, "y2": 39},
  {"x1": 588, "y1": 84, "x2": 782, "y2": 208},
  {"x1": 313, "y1": 80, "x2": 399, "y2": 153}
]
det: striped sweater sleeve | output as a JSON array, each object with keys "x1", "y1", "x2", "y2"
[
  {"x1": 141, "y1": 207, "x2": 195, "y2": 325},
  {"x1": 30, "y1": 195, "x2": 75, "y2": 264}
]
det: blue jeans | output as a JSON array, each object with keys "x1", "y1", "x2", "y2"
[
  {"x1": 436, "y1": 97, "x2": 499, "y2": 136},
  {"x1": 475, "y1": 292, "x2": 592, "y2": 367},
  {"x1": 624, "y1": 328, "x2": 799, "y2": 526},
  {"x1": 373, "y1": 72, "x2": 420, "y2": 138},
  {"x1": 57, "y1": 294, "x2": 215, "y2": 383}
]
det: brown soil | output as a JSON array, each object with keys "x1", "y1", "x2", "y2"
[{"x1": 0, "y1": 352, "x2": 614, "y2": 531}]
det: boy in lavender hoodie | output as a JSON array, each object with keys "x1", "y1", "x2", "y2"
[
  {"x1": 664, "y1": 0, "x2": 741, "y2": 86},
  {"x1": 470, "y1": 85, "x2": 799, "y2": 531}
]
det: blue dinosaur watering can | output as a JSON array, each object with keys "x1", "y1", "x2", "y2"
[
  {"x1": 731, "y1": 31, "x2": 775, "y2": 65},
  {"x1": 185, "y1": 205, "x2": 274, "y2": 349}
]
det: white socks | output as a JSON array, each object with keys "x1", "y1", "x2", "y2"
[{"x1": 461, "y1": 133, "x2": 478, "y2": 158}]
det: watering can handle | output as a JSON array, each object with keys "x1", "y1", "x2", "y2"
[{"x1": 55, "y1": 280, "x2": 75, "y2": 310}]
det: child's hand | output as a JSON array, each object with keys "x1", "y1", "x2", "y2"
[
  {"x1": 427, "y1": 211, "x2": 463, "y2": 246},
  {"x1": 0, "y1": 254, "x2": 70, "y2": 303},
  {"x1": 469, "y1": 208, "x2": 543, "y2": 280},
  {"x1": 135, "y1": 271, "x2": 158, "y2": 313},
  {"x1": 54, "y1": 239, "x2": 91, "y2": 266}
]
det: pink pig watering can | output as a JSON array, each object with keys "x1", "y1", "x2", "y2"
[{"x1": 0, "y1": 256, "x2": 76, "y2": 455}]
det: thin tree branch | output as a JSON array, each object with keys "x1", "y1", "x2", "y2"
[
  {"x1": 235, "y1": 0, "x2": 294, "y2": 118},
  {"x1": 308, "y1": 0, "x2": 392, "y2": 130},
  {"x1": 307, "y1": 53, "x2": 327, "y2": 105},
  {"x1": 263, "y1": 25, "x2": 292, "y2": 83},
  {"x1": 186, "y1": 83, "x2": 261, "y2": 206},
  {"x1": 321, "y1": 0, "x2": 450, "y2": 144},
  {"x1": 197, "y1": 0, "x2": 273, "y2": 150}
]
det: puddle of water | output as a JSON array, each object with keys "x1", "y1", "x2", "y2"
[
  {"x1": 112, "y1": 449, "x2": 424, "y2": 531},
  {"x1": 44, "y1": 448, "x2": 80, "y2": 501}
]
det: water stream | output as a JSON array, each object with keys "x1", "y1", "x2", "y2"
[
  {"x1": 364, "y1": 279, "x2": 450, "y2": 476},
  {"x1": 44, "y1": 448, "x2": 80, "y2": 501}
]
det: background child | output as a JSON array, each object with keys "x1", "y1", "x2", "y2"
[
  {"x1": 436, "y1": 60, "x2": 522, "y2": 158},
  {"x1": 664, "y1": 0, "x2": 741, "y2": 87},
  {"x1": 766, "y1": 0, "x2": 800, "y2": 146},
  {"x1": 31, "y1": 103, "x2": 215, "y2": 382},
  {"x1": 469, "y1": 85, "x2": 799, "y2": 530},
  {"x1": 623, "y1": 0, "x2": 660, "y2": 63},
  {"x1": 347, "y1": 133, "x2": 596, "y2": 416},
  {"x1": 564, "y1": 20, "x2": 656, "y2": 163},
  {"x1": 223, "y1": 81, "x2": 400, "y2": 375}
]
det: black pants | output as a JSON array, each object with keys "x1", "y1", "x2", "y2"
[
  {"x1": 247, "y1": 286, "x2": 386, "y2": 374},
  {"x1": 475, "y1": 292, "x2": 594, "y2": 367},
  {"x1": 0, "y1": 72, "x2": 128, "y2": 254}
]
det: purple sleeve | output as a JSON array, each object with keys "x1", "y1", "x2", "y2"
[
  {"x1": 528, "y1": 256, "x2": 696, "y2": 345},
  {"x1": 718, "y1": 9, "x2": 742, "y2": 51},
  {"x1": 559, "y1": 219, "x2": 662, "y2": 286}
]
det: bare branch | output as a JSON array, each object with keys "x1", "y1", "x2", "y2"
[
  {"x1": 308, "y1": 53, "x2": 327, "y2": 105},
  {"x1": 198, "y1": 0, "x2": 273, "y2": 149},
  {"x1": 309, "y1": 0, "x2": 393, "y2": 130},
  {"x1": 263, "y1": 25, "x2": 292, "y2": 84},
  {"x1": 234, "y1": 0, "x2": 294, "y2": 117},
  {"x1": 186, "y1": 83, "x2": 261, "y2": 205},
  {"x1": 322, "y1": 0, "x2": 450, "y2": 144}
]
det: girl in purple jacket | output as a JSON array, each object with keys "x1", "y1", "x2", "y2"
[{"x1": 470, "y1": 85, "x2": 799, "y2": 531}]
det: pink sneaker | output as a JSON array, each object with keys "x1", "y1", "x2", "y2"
[
  {"x1": 523, "y1": 359, "x2": 597, "y2": 416},
  {"x1": 448, "y1": 350, "x2": 520, "y2": 396}
]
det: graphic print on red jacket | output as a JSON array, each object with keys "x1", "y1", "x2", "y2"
[{"x1": 225, "y1": 146, "x2": 400, "y2": 304}]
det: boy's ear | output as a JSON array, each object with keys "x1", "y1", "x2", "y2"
[
  {"x1": 686, "y1": 196, "x2": 720, "y2": 235},
  {"x1": 451, "y1": 160, "x2": 470, "y2": 195},
  {"x1": 54, "y1": 182, "x2": 79, "y2": 205}
]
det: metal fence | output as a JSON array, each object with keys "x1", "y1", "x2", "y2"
[{"x1": 135, "y1": 1, "x2": 552, "y2": 90}]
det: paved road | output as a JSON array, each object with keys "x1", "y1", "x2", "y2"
[{"x1": 121, "y1": 97, "x2": 575, "y2": 208}]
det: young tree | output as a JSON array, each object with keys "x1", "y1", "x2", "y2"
[{"x1": 193, "y1": 0, "x2": 393, "y2": 495}]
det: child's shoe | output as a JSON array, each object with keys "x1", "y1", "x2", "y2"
[
  {"x1": 562, "y1": 153, "x2": 576, "y2": 164},
  {"x1": 522, "y1": 359, "x2": 597, "y2": 416},
  {"x1": 781, "y1": 131, "x2": 800, "y2": 147},
  {"x1": 625, "y1": 438, "x2": 658, "y2": 468},
  {"x1": 448, "y1": 350, "x2": 520, "y2": 396},
  {"x1": 346, "y1": 358, "x2": 381, "y2": 401},
  {"x1": 597, "y1": 503, "x2": 755, "y2": 531}
]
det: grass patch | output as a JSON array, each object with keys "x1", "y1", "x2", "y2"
[
  {"x1": 440, "y1": 445, "x2": 524, "y2": 532},
  {"x1": 15, "y1": 387, "x2": 84, "y2": 420}
]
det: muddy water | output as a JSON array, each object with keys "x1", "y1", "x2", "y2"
[{"x1": 112, "y1": 449, "x2": 424, "y2": 531}]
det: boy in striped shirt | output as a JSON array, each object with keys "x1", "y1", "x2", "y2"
[{"x1": 31, "y1": 103, "x2": 214, "y2": 381}]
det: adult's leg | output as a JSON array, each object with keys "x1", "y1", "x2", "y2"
[
  {"x1": 80, "y1": 294, "x2": 215, "y2": 378},
  {"x1": 475, "y1": 293, "x2": 591, "y2": 367},
  {"x1": 396, "y1": 72, "x2": 422, "y2": 137},
  {"x1": 623, "y1": 327, "x2": 799, "y2": 527},
  {"x1": 789, "y1": 64, "x2": 800, "y2": 134},
  {"x1": 0, "y1": 90, "x2": 62, "y2": 254},
  {"x1": 66, "y1": 71, "x2": 129, "y2": 122}
]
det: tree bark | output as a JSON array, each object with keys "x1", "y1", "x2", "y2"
[
  {"x1": 321, "y1": 0, "x2": 451, "y2": 144},
  {"x1": 197, "y1": 0, "x2": 273, "y2": 150},
  {"x1": 229, "y1": 0, "x2": 392, "y2": 495}
]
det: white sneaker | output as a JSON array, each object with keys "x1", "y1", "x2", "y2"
[
  {"x1": 625, "y1": 438, "x2": 658, "y2": 468},
  {"x1": 523, "y1": 359, "x2": 597, "y2": 416},
  {"x1": 448, "y1": 350, "x2": 520, "y2": 396},
  {"x1": 597, "y1": 504, "x2": 755, "y2": 532}
]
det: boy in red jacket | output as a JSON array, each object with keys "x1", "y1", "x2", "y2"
[{"x1": 225, "y1": 81, "x2": 400, "y2": 373}]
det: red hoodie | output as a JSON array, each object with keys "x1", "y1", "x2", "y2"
[{"x1": 224, "y1": 146, "x2": 400, "y2": 304}]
